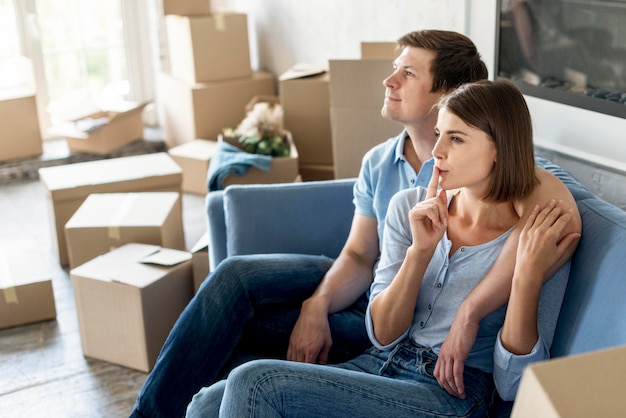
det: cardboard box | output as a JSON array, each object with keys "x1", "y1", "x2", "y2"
[
  {"x1": 163, "y1": 0, "x2": 210, "y2": 16},
  {"x1": 0, "y1": 92, "x2": 43, "y2": 162},
  {"x1": 298, "y1": 163, "x2": 335, "y2": 181},
  {"x1": 64, "y1": 192, "x2": 185, "y2": 269},
  {"x1": 279, "y1": 65, "x2": 332, "y2": 165},
  {"x1": 0, "y1": 241, "x2": 56, "y2": 329},
  {"x1": 216, "y1": 133, "x2": 299, "y2": 187},
  {"x1": 49, "y1": 102, "x2": 148, "y2": 155},
  {"x1": 70, "y1": 243, "x2": 193, "y2": 372},
  {"x1": 360, "y1": 42, "x2": 399, "y2": 59},
  {"x1": 190, "y1": 231, "x2": 209, "y2": 292},
  {"x1": 159, "y1": 71, "x2": 276, "y2": 147},
  {"x1": 168, "y1": 139, "x2": 218, "y2": 195},
  {"x1": 166, "y1": 13, "x2": 251, "y2": 84},
  {"x1": 511, "y1": 345, "x2": 626, "y2": 417},
  {"x1": 329, "y1": 59, "x2": 399, "y2": 179},
  {"x1": 38, "y1": 152, "x2": 183, "y2": 266}
]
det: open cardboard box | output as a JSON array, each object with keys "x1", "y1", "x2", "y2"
[
  {"x1": 49, "y1": 101, "x2": 149, "y2": 154},
  {"x1": 70, "y1": 243, "x2": 193, "y2": 372}
]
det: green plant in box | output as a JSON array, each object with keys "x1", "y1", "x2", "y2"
[{"x1": 222, "y1": 102, "x2": 290, "y2": 157}]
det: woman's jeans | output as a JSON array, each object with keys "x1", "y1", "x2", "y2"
[
  {"x1": 186, "y1": 340, "x2": 495, "y2": 418},
  {"x1": 129, "y1": 253, "x2": 371, "y2": 418}
]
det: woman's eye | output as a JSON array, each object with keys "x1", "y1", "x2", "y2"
[{"x1": 451, "y1": 136, "x2": 463, "y2": 143}]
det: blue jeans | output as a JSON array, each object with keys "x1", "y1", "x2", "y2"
[
  {"x1": 186, "y1": 340, "x2": 494, "y2": 417},
  {"x1": 129, "y1": 254, "x2": 371, "y2": 418}
]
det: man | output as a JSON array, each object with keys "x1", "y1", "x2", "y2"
[{"x1": 130, "y1": 30, "x2": 579, "y2": 417}]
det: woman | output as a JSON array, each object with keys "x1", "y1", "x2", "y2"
[{"x1": 186, "y1": 80, "x2": 580, "y2": 417}]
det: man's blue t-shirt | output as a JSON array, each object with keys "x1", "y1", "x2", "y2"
[{"x1": 353, "y1": 130, "x2": 434, "y2": 250}]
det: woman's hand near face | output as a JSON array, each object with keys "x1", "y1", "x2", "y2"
[{"x1": 408, "y1": 165, "x2": 448, "y2": 254}]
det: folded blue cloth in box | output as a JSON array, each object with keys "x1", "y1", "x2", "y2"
[{"x1": 207, "y1": 141, "x2": 272, "y2": 191}]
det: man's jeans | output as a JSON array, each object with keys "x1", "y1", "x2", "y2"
[
  {"x1": 186, "y1": 340, "x2": 494, "y2": 418},
  {"x1": 129, "y1": 253, "x2": 371, "y2": 418}
]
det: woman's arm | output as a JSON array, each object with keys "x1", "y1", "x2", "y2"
[
  {"x1": 494, "y1": 200, "x2": 580, "y2": 400},
  {"x1": 369, "y1": 168, "x2": 448, "y2": 346}
]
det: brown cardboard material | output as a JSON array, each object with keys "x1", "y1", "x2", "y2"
[
  {"x1": 218, "y1": 133, "x2": 300, "y2": 187},
  {"x1": 70, "y1": 243, "x2": 193, "y2": 372},
  {"x1": 0, "y1": 92, "x2": 43, "y2": 162},
  {"x1": 511, "y1": 345, "x2": 626, "y2": 417},
  {"x1": 163, "y1": 0, "x2": 210, "y2": 16},
  {"x1": 0, "y1": 241, "x2": 56, "y2": 329},
  {"x1": 38, "y1": 153, "x2": 182, "y2": 266},
  {"x1": 279, "y1": 65, "x2": 333, "y2": 165},
  {"x1": 168, "y1": 139, "x2": 219, "y2": 195},
  {"x1": 298, "y1": 163, "x2": 335, "y2": 181},
  {"x1": 64, "y1": 192, "x2": 185, "y2": 269},
  {"x1": 360, "y1": 42, "x2": 400, "y2": 59},
  {"x1": 50, "y1": 102, "x2": 148, "y2": 155},
  {"x1": 190, "y1": 231, "x2": 209, "y2": 292},
  {"x1": 159, "y1": 71, "x2": 276, "y2": 147},
  {"x1": 329, "y1": 59, "x2": 399, "y2": 179},
  {"x1": 166, "y1": 13, "x2": 251, "y2": 84}
]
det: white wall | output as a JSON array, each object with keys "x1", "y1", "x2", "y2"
[{"x1": 212, "y1": 0, "x2": 626, "y2": 180}]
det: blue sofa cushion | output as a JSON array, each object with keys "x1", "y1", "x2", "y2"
[
  {"x1": 551, "y1": 197, "x2": 626, "y2": 357},
  {"x1": 224, "y1": 179, "x2": 356, "y2": 259}
]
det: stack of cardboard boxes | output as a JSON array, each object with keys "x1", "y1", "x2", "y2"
[
  {"x1": 31, "y1": 152, "x2": 204, "y2": 371},
  {"x1": 328, "y1": 43, "x2": 400, "y2": 179},
  {"x1": 278, "y1": 42, "x2": 400, "y2": 181},
  {"x1": 159, "y1": 1, "x2": 276, "y2": 147}
]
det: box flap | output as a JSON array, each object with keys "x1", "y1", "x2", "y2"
[
  {"x1": 0, "y1": 241, "x2": 50, "y2": 289},
  {"x1": 139, "y1": 247, "x2": 191, "y2": 266},
  {"x1": 190, "y1": 231, "x2": 209, "y2": 253},
  {"x1": 39, "y1": 152, "x2": 182, "y2": 200},
  {"x1": 70, "y1": 243, "x2": 190, "y2": 288},
  {"x1": 65, "y1": 192, "x2": 181, "y2": 228},
  {"x1": 168, "y1": 139, "x2": 218, "y2": 159},
  {"x1": 279, "y1": 63, "x2": 328, "y2": 81}
]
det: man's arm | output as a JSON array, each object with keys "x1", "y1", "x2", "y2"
[
  {"x1": 286, "y1": 214, "x2": 380, "y2": 364},
  {"x1": 434, "y1": 169, "x2": 582, "y2": 398}
]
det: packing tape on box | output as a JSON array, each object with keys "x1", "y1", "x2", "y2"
[
  {"x1": 0, "y1": 250, "x2": 18, "y2": 304},
  {"x1": 214, "y1": 13, "x2": 226, "y2": 31},
  {"x1": 108, "y1": 193, "x2": 138, "y2": 241}
]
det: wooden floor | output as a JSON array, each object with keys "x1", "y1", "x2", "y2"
[{"x1": 0, "y1": 176, "x2": 207, "y2": 417}]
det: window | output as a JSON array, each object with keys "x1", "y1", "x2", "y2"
[{"x1": 3, "y1": 0, "x2": 155, "y2": 138}]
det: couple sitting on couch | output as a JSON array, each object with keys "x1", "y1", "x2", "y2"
[{"x1": 130, "y1": 30, "x2": 582, "y2": 418}]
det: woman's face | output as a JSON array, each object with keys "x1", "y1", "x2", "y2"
[{"x1": 432, "y1": 107, "x2": 497, "y2": 194}]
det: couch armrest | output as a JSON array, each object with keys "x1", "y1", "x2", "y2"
[
  {"x1": 206, "y1": 190, "x2": 227, "y2": 270},
  {"x1": 206, "y1": 178, "x2": 356, "y2": 270}
]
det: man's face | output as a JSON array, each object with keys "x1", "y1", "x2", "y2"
[{"x1": 381, "y1": 46, "x2": 444, "y2": 126}]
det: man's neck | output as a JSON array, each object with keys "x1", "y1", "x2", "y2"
[{"x1": 404, "y1": 125, "x2": 437, "y2": 172}]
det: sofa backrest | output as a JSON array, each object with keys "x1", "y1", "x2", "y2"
[
  {"x1": 550, "y1": 196, "x2": 626, "y2": 357},
  {"x1": 222, "y1": 178, "x2": 356, "y2": 260}
]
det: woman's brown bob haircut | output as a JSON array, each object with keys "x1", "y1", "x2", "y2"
[{"x1": 437, "y1": 79, "x2": 539, "y2": 202}]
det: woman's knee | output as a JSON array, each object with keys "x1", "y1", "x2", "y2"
[{"x1": 186, "y1": 380, "x2": 226, "y2": 418}]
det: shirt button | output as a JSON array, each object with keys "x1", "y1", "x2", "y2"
[
  {"x1": 437, "y1": 283, "x2": 442, "y2": 288},
  {"x1": 460, "y1": 248, "x2": 465, "y2": 252},
  {"x1": 420, "y1": 321, "x2": 424, "y2": 327},
  {"x1": 428, "y1": 304, "x2": 432, "y2": 310},
  {"x1": 410, "y1": 179, "x2": 415, "y2": 184}
]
